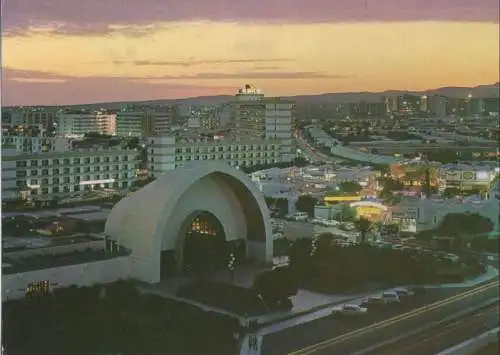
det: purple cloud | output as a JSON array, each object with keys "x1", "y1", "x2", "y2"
[
  {"x1": 4, "y1": 0, "x2": 498, "y2": 36},
  {"x1": 113, "y1": 58, "x2": 293, "y2": 67}
]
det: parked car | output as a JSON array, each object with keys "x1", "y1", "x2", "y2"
[
  {"x1": 360, "y1": 296, "x2": 387, "y2": 310},
  {"x1": 393, "y1": 287, "x2": 415, "y2": 297},
  {"x1": 381, "y1": 291, "x2": 401, "y2": 304},
  {"x1": 331, "y1": 304, "x2": 368, "y2": 316}
]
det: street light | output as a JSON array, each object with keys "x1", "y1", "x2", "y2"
[{"x1": 228, "y1": 252, "x2": 236, "y2": 283}]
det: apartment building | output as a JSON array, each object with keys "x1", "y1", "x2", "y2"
[
  {"x1": 265, "y1": 99, "x2": 294, "y2": 161},
  {"x1": 187, "y1": 106, "x2": 230, "y2": 130},
  {"x1": 115, "y1": 106, "x2": 175, "y2": 137},
  {"x1": 438, "y1": 163, "x2": 498, "y2": 191},
  {"x1": 148, "y1": 136, "x2": 282, "y2": 177},
  {"x1": 2, "y1": 135, "x2": 73, "y2": 154},
  {"x1": 230, "y1": 85, "x2": 295, "y2": 162},
  {"x1": 2, "y1": 148, "x2": 140, "y2": 201},
  {"x1": 5, "y1": 108, "x2": 56, "y2": 131},
  {"x1": 56, "y1": 111, "x2": 116, "y2": 137}
]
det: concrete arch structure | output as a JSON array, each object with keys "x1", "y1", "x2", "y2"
[{"x1": 105, "y1": 162, "x2": 273, "y2": 283}]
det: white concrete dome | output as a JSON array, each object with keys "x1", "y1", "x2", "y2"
[{"x1": 105, "y1": 161, "x2": 273, "y2": 283}]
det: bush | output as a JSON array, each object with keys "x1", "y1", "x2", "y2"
[
  {"x1": 177, "y1": 282, "x2": 266, "y2": 316},
  {"x1": 253, "y1": 267, "x2": 298, "y2": 310},
  {"x1": 2, "y1": 281, "x2": 239, "y2": 355}
]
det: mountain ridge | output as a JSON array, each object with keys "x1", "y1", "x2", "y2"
[{"x1": 10, "y1": 83, "x2": 499, "y2": 110}]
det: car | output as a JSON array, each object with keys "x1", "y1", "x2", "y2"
[
  {"x1": 381, "y1": 291, "x2": 401, "y2": 304},
  {"x1": 331, "y1": 304, "x2": 368, "y2": 316},
  {"x1": 360, "y1": 296, "x2": 387, "y2": 309},
  {"x1": 393, "y1": 287, "x2": 415, "y2": 297}
]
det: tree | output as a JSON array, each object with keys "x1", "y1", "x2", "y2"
[
  {"x1": 338, "y1": 181, "x2": 362, "y2": 194},
  {"x1": 253, "y1": 267, "x2": 297, "y2": 310},
  {"x1": 437, "y1": 212, "x2": 494, "y2": 247},
  {"x1": 335, "y1": 204, "x2": 357, "y2": 222},
  {"x1": 295, "y1": 195, "x2": 318, "y2": 216},
  {"x1": 442, "y1": 187, "x2": 461, "y2": 198},
  {"x1": 355, "y1": 217, "x2": 372, "y2": 244},
  {"x1": 378, "y1": 177, "x2": 405, "y2": 193}
]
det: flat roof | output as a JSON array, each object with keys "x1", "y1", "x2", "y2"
[
  {"x1": 69, "y1": 210, "x2": 111, "y2": 221},
  {"x1": 1, "y1": 205, "x2": 103, "y2": 219}
]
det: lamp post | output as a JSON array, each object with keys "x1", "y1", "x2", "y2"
[{"x1": 228, "y1": 252, "x2": 236, "y2": 284}]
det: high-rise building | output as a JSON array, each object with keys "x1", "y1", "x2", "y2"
[
  {"x1": 419, "y1": 95, "x2": 428, "y2": 113},
  {"x1": 429, "y1": 95, "x2": 447, "y2": 117},
  {"x1": 9, "y1": 108, "x2": 57, "y2": 132},
  {"x1": 57, "y1": 110, "x2": 116, "y2": 137},
  {"x1": 483, "y1": 97, "x2": 499, "y2": 115},
  {"x1": 397, "y1": 94, "x2": 420, "y2": 116},
  {"x1": 384, "y1": 96, "x2": 398, "y2": 113},
  {"x1": 230, "y1": 85, "x2": 294, "y2": 162},
  {"x1": 115, "y1": 106, "x2": 175, "y2": 137},
  {"x1": 264, "y1": 98, "x2": 294, "y2": 162},
  {"x1": 231, "y1": 85, "x2": 266, "y2": 138}
]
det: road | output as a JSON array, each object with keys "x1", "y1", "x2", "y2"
[
  {"x1": 261, "y1": 280, "x2": 499, "y2": 355},
  {"x1": 358, "y1": 303, "x2": 499, "y2": 355},
  {"x1": 296, "y1": 135, "x2": 326, "y2": 163}
]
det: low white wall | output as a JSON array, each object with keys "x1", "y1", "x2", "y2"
[
  {"x1": 4, "y1": 240, "x2": 105, "y2": 259},
  {"x1": 2, "y1": 256, "x2": 132, "y2": 301}
]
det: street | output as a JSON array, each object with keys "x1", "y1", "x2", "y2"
[
  {"x1": 261, "y1": 280, "x2": 499, "y2": 355},
  {"x1": 358, "y1": 302, "x2": 499, "y2": 355}
]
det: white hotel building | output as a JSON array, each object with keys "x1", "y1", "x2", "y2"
[
  {"x1": 231, "y1": 85, "x2": 295, "y2": 162},
  {"x1": 56, "y1": 111, "x2": 116, "y2": 137},
  {"x1": 148, "y1": 136, "x2": 282, "y2": 177},
  {"x1": 2, "y1": 148, "x2": 140, "y2": 201}
]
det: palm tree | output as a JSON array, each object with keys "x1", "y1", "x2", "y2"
[{"x1": 356, "y1": 217, "x2": 372, "y2": 244}]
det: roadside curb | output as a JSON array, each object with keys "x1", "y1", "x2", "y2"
[{"x1": 257, "y1": 295, "x2": 362, "y2": 328}]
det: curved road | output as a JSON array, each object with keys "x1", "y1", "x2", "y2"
[{"x1": 261, "y1": 280, "x2": 499, "y2": 355}]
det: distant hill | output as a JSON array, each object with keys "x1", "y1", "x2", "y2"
[
  {"x1": 288, "y1": 83, "x2": 500, "y2": 104},
  {"x1": 9, "y1": 83, "x2": 499, "y2": 110}
]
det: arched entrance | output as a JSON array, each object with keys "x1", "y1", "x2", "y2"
[{"x1": 182, "y1": 212, "x2": 227, "y2": 276}]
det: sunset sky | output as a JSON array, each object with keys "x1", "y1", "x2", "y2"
[{"x1": 3, "y1": 0, "x2": 499, "y2": 105}]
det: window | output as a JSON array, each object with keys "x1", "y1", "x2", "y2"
[{"x1": 30, "y1": 179, "x2": 38, "y2": 185}]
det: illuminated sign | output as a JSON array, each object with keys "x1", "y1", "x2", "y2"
[
  {"x1": 324, "y1": 195, "x2": 363, "y2": 203},
  {"x1": 79, "y1": 179, "x2": 115, "y2": 186},
  {"x1": 349, "y1": 201, "x2": 388, "y2": 211},
  {"x1": 475, "y1": 171, "x2": 489, "y2": 181},
  {"x1": 462, "y1": 171, "x2": 475, "y2": 180}
]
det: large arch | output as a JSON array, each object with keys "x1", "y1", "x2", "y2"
[{"x1": 104, "y1": 162, "x2": 273, "y2": 283}]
